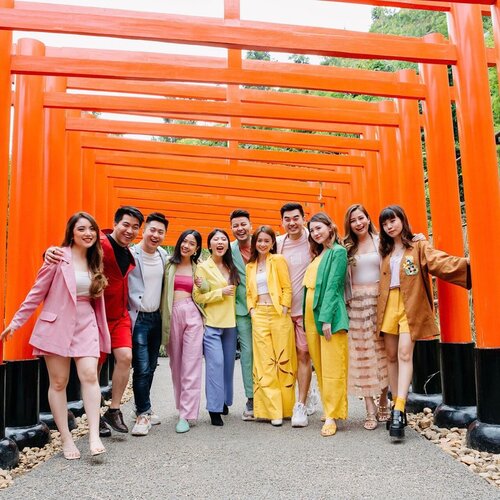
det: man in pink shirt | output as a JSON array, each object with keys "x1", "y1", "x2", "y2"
[{"x1": 276, "y1": 202, "x2": 316, "y2": 427}]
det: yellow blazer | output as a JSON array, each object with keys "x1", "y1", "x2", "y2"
[
  {"x1": 246, "y1": 254, "x2": 292, "y2": 315},
  {"x1": 194, "y1": 257, "x2": 236, "y2": 328}
]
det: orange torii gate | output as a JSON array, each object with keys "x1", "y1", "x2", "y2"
[{"x1": 0, "y1": 0, "x2": 498, "y2": 462}]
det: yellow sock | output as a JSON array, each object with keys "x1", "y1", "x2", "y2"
[{"x1": 394, "y1": 397, "x2": 406, "y2": 412}]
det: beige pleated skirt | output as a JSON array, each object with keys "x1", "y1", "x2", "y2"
[{"x1": 347, "y1": 283, "x2": 388, "y2": 398}]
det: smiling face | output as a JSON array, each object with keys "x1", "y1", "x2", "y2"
[
  {"x1": 231, "y1": 216, "x2": 252, "y2": 243},
  {"x1": 255, "y1": 231, "x2": 274, "y2": 257},
  {"x1": 382, "y1": 215, "x2": 403, "y2": 240},
  {"x1": 180, "y1": 233, "x2": 199, "y2": 259},
  {"x1": 282, "y1": 209, "x2": 305, "y2": 239},
  {"x1": 112, "y1": 214, "x2": 141, "y2": 247},
  {"x1": 309, "y1": 220, "x2": 332, "y2": 246},
  {"x1": 209, "y1": 231, "x2": 229, "y2": 257},
  {"x1": 72, "y1": 217, "x2": 97, "y2": 250},
  {"x1": 349, "y1": 208, "x2": 370, "y2": 238},
  {"x1": 141, "y1": 220, "x2": 166, "y2": 253}
]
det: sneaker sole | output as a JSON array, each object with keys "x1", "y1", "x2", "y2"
[{"x1": 291, "y1": 421, "x2": 308, "y2": 428}]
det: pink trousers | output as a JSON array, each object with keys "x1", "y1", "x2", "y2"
[{"x1": 168, "y1": 298, "x2": 204, "y2": 420}]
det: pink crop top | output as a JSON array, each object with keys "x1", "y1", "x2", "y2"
[{"x1": 174, "y1": 274, "x2": 194, "y2": 294}]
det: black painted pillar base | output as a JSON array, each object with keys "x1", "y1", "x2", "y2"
[
  {"x1": 39, "y1": 410, "x2": 77, "y2": 432},
  {"x1": 38, "y1": 357, "x2": 77, "y2": 430},
  {"x1": 466, "y1": 348, "x2": 500, "y2": 453},
  {"x1": 5, "y1": 359, "x2": 50, "y2": 449},
  {"x1": 66, "y1": 359, "x2": 85, "y2": 418},
  {"x1": 434, "y1": 342, "x2": 477, "y2": 428},
  {"x1": 0, "y1": 437, "x2": 19, "y2": 470},
  {"x1": 406, "y1": 339, "x2": 442, "y2": 413},
  {"x1": 99, "y1": 356, "x2": 112, "y2": 400}
]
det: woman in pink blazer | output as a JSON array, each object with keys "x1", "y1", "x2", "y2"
[{"x1": 1, "y1": 212, "x2": 110, "y2": 459}]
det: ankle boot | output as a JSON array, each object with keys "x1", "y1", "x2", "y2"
[
  {"x1": 209, "y1": 412, "x2": 223, "y2": 426},
  {"x1": 222, "y1": 404, "x2": 229, "y2": 416},
  {"x1": 389, "y1": 410, "x2": 405, "y2": 438}
]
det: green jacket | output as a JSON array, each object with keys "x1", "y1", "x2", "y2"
[
  {"x1": 231, "y1": 240, "x2": 249, "y2": 317},
  {"x1": 160, "y1": 260, "x2": 205, "y2": 345},
  {"x1": 303, "y1": 243, "x2": 349, "y2": 336}
]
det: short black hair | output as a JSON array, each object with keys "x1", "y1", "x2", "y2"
[
  {"x1": 146, "y1": 212, "x2": 169, "y2": 230},
  {"x1": 280, "y1": 202, "x2": 304, "y2": 218},
  {"x1": 114, "y1": 206, "x2": 144, "y2": 226},
  {"x1": 230, "y1": 209, "x2": 250, "y2": 221}
]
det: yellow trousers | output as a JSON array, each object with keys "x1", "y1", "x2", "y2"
[
  {"x1": 305, "y1": 301, "x2": 348, "y2": 420},
  {"x1": 252, "y1": 305, "x2": 297, "y2": 419}
]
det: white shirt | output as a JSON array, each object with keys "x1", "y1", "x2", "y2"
[{"x1": 140, "y1": 251, "x2": 163, "y2": 312}]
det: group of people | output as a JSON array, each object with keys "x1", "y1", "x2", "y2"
[{"x1": 0, "y1": 201, "x2": 471, "y2": 459}]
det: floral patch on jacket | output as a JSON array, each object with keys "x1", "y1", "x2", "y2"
[{"x1": 402, "y1": 256, "x2": 419, "y2": 276}]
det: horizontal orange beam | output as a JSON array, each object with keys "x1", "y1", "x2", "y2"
[
  {"x1": 84, "y1": 135, "x2": 364, "y2": 169},
  {"x1": 2, "y1": 4, "x2": 457, "y2": 63},
  {"x1": 322, "y1": 0, "x2": 492, "y2": 13},
  {"x1": 94, "y1": 150, "x2": 353, "y2": 183},
  {"x1": 12, "y1": 55, "x2": 426, "y2": 99},
  {"x1": 103, "y1": 166, "x2": 337, "y2": 202},
  {"x1": 44, "y1": 92, "x2": 400, "y2": 127},
  {"x1": 67, "y1": 118, "x2": 381, "y2": 152}
]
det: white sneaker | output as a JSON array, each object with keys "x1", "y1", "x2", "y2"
[
  {"x1": 306, "y1": 387, "x2": 320, "y2": 416},
  {"x1": 271, "y1": 419, "x2": 283, "y2": 426},
  {"x1": 131, "y1": 414, "x2": 151, "y2": 436},
  {"x1": 291, "y1": 402, "x2": 309, "y2": 427},
  {"x1": 130, "y1": 408, "x2": 161, "y2": 425}
]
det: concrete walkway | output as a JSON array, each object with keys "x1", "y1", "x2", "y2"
[{"x1": 4, "y1": 358, "x2": 499, "y2": 499}]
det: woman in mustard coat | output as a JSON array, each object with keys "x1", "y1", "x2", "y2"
[
  {"x1": 303, "y1": 212, "x2": 349, "y2": 437},
  {"x1": 378, "y1": 205, "x2": 471, "y2": 439},
  {"x1": 246, "y1": 225, "x2": 296, "y2": 426}
]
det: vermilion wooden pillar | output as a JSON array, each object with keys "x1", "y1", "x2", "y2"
[
  {"x1": 377, "y1": 101, "x2": 400, "y2": 207},
  {"x1": 44, "y1": 76, "x2": 68, "y2": 247},
  {"x1": 65, "y1": 122, "x2": 83, "y2": 215},
  {"x1": 0, "y1": 0, "x2": 13, "y2": 363},
  {"x1": 490, "y1": 3, "x2": 500, "y2": 92},
  {"x1": 395, "y1": 69, "x2": 427, "y2": 235},
  {"x1": 4, "y1": 39, "x2": 46, "y2": 360},
  {"x1": 419, "y1": 34, "x2": 475, "y2": 427},
  {"x1": 362, "y1": 126, "x2": 381, "y2": 219},
  {"x1": 448, "y1": 4, "x2": 500, "y2": 452}
]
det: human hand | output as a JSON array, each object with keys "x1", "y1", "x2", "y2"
[
  {"x1": 322, "y1": 323, "x2": 332, "y2": 341},
  {"x1": 282, "y1": 306, "x2": 288, "y2": 316},
  {"x1": 194, "y1": 277, "x2": 203, "y2": 287},
  {"x1": 45, "y1": 246, "x2": 63, "y2": 265},
  {"x1": 222, "y1": 285, "x2": 235, "y2": 296},
  {"x1": 412, "y1": 233, "x2": 426, "y2": 242},
  {"x1": 249, "y1": 308, "x2": 255, "y2": 317},
  {"x1": 0, "y1": 326, "x2": 15, "y2": 342}
]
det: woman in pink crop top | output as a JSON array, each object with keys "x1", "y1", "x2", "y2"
[{"x1": 160, "y1": 230, "x2": 205, "y2": 434}]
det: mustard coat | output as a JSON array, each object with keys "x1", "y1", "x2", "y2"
[
  {"x1": 377, "y1": 240, "x2": 471, "y2": 341},
  {"x1": 246, "y1": 254, "x2": 292, "y2": 315}
]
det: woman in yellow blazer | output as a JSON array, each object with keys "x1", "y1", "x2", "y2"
[
  {"x1": 194, "y1": 228, "x2": 240, "y2": 427},
  {"x1": 246, "y1": 225, "x2": 296, "y2": 426}
]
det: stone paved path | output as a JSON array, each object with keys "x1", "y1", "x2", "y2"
[{"x1": 4, "y1": 358, "x2": 499, "y2": 499}]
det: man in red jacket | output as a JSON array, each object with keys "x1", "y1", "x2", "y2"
[{"x1": 46, "y1": 206, "x2": 144, "y2": 437}]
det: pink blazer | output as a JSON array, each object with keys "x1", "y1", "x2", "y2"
[{"x1": 9, "y1": 246, "x2": 111, "y2": 356}]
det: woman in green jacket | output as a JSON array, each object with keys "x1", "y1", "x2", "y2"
[{"x1": 303, "y1": 212, "x2": 349, "y2": 437}]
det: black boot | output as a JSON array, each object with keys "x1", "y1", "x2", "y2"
[
  {"x1": 222, "y1": 404, "x2": 229, "y2": 416},
  {"x1": 209, "y1": 412, "x2": 223, "y2": 426},
  {"x1": 389, "y1": 410, "x2": 406, "y2": 438},
  {"x1": 99, "y1": 416, "x2": 112, "y2": 438}
]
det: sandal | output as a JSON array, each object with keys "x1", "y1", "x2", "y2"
[
  {"x1": 364, "y1": 412, "x2": 378, "y2": 431},
  {"x1": 376, "y1": 404, "x2": 391, "y2": 423},
  {"x1": 321, "y1": 421, "x2": 337, "y2": 437},
  {"x1": 62, "y1": 443, "x2": 81, "y2": 460}
]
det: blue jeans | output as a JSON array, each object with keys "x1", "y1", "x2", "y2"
[
  {"x1": 132, "y1": 310, "x2": 162, "y2": 415},
  {"x1": 203, "y1": 326, "x2": 238, "y2": 413}
]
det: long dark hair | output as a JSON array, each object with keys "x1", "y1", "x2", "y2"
[
  {"x1": 343, "y1": 204, "x2": 378, "y2": 262},
  {"x1": 169, "y1": 229, "x2": 202, "y2": 264},
  {"x1": 248, "y1": 225, "x2": 277, "y2": 263},
  {"x1": 308, "y1": 212, "x2": 342, "y2": 259},
  {"x1": 378, "y1": 205, "x2": 414, "y2": 257},
  {"x1": 207, "y1": 228, "x2": 240, "y2": 286},
  {"x1": 62, "y1": 212, "x2": 107, "y2": 298}
]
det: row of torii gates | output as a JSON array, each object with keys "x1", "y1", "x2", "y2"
[{"x1": 0, "y1": 0, "x2": 499, "y2": 467}]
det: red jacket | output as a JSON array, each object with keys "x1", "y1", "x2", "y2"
[{"x1": 100, "y1": 230, "x2": 136, "y2": 322}]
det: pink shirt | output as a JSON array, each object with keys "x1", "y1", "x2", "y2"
[{"x1": 277, "y1": 230, "x2": 311, "y2": 317}]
